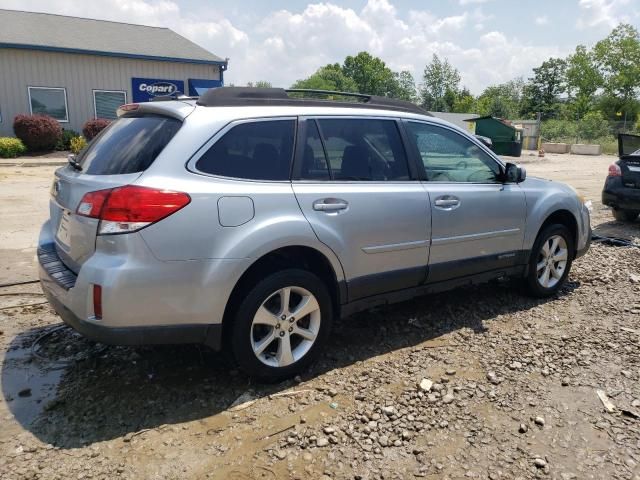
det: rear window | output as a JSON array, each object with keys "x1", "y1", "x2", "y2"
[
  {"x1": 78, "y1": 115, "x2": 181, "y2": 175},
  {"x1": 195, "y1": 119, "x2": 295, "y2": 180}
]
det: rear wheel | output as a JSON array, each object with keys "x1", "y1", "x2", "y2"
[
  {"x1": 525, "y1": 224, "x2": 573, "y2": 298},
  {"x1": 230, "y1": 269, "x2": 332, "y2": 382},
  {"x1": 612, "y1": 208, "x2": 639, "y2": 222}
]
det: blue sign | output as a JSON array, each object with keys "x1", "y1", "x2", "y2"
[
  {"x1": 188, "y1": 78, "x2": 223, "y2": 96},
  {"x1": 132, "y1": 77, "x2": 185, "y2": 102}
]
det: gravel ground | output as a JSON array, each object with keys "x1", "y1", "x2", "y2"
[{"x1": 1, "y1": 153, "x2": 639, "y2": 480}]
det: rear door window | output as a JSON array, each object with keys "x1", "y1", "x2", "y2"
[
  {"x1": 300, "y1": 118, "x2": 411, "y2": 181},
  {"x1": 78, "y1": 115, "x2": 181, "y2": 175},
  {"x1": 195, "y1": 119, "x2": 295, "y2": 180}
]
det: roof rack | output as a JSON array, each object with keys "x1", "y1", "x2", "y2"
[{"x1": 196, "y1": 87, "x2": 429, "y2": 115}]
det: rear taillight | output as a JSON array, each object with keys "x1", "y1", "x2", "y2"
[
  {"x1": 608, "y1": 163, "x2": 622, "y2": 177},
  {"x1": 76, "y1": 185, "x2": 190, "y2": 235}
]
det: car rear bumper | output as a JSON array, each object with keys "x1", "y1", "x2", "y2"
[
  {"x1": 602, "y1": 177, "x2": 640, "y2": 211},
  {"x1": 37, "y1": 220, "x2": 248, "y2": 350},
  {"x1": 41, "y1": 281, "x2": 222, "y2": 348}
]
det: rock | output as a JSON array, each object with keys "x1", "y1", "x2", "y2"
[
  {"x1": 323, "y1": 426, "x2": 335, "y2": 435},
  {"x1": 446, "y1": 369, "x2": 456, "y2": 376},
  {"x1": 381, "y1": 406, "x2": 395, "y2": 416},
  {"x1": 629, "y1": 274, "x2": 640, "y2": 283},
  {"x1": 316, "y1": 438, "x2": 329, "y2": 447},
  {"x1": 509, "y1": 361, "x2": 522, "y2": 370},
  {"x1": 442, "y1": 393, "x2": 455, "y2": 404},
  {"x1": 519, "y1": 423, "x2": 528, "y2": 433},
  {"x1": 534, "y1": 416, "x2": 545, "y2": 427},
  {"x1": 632, "y1": 399, "x2": 640, "y2": 408},
  {"x1": 486, "y1": 372, "x2": 501, "y2": 385},
  {"x1": 534, "y1": 458, "x2": 547, "y2": 468},
  {"x1": 274, "y1": 450, "x2": 287, "y2": 460},
  {"x1": 432, "y1": 383, "x2": 444, "y2": 392},
  {"x1": 379, "y1": 435, "x2": 389, "y2": 447},
  {"x1": 419, "y1": 378, "x2": 433, "y2": 392}
]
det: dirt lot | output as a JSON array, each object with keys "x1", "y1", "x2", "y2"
[{"x1": 1, "y1": 153, "x2": 639, "y2": 480}]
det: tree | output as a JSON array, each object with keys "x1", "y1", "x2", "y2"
[
  {"x1": 521, "y1": 58, "x2": 567, "y2": 119},
  {"x1": 291, "y1": 64, "x2": 358, "y2": 92},
  {"x1": 342, "y1": 52, "x2": 398, "y2": 96},
  {"x1": 452, "y1": 87, "x2": 476, "y2": 113},
  {"x1": 565, "y1": 45, "x2": 602, "y2": 119},
  {"x1": 594, "y1": 24, "x2": 640, "y2": 125},
  {"x1": 420, "y1": 54, "x2": 461, "y2": 111},
  {"x1": 246, "y1": 81, "x2": 273, "y2": 88},
  {"x1": 475, "y1": 79, "x2": 524, "y2": 119},
  {"x1": 391, "y1": 71, "x2": 417, "y2": 102}
]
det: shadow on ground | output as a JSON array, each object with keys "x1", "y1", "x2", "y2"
[{"x1": 2, "y1": 279, "x2": 578, "y2": 449}]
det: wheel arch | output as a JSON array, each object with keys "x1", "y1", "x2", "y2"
[
  {"x1": 531, "y1": 209, "x2": 579, "y2": 261},
  {"x1": 221, "y1": 245, "x2": 344, "y2": 342}
]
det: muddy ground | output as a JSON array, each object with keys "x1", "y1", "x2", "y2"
[{"x1": 1, "y1": 153, "x2": 639, "y2": 480}]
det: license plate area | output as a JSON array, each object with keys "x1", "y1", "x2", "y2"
[{"x1": 56, "y1": 210, "x2": 72, "y2": 247}]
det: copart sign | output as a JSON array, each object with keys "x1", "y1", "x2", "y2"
[{"x1": 132, "y1": 77, "x2": 185, "y2": 102}]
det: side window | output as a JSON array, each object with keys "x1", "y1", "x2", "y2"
[
  {"x1": 406, "y1": 121, "x2": 501, "y2": 183},
  {"x1": 306, "y1": 118, "x2": 410, "y2": 181},
  {"x1": 196, "y1": 120, "x2": 295, "y2": 180}
]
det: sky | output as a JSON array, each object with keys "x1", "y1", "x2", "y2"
[{"x1": 0, "y1": 0, "x2": 638, "y2": 94}]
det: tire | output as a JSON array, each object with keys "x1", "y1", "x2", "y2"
[
  {"x1": 525, "y1": 224, "x2": 574, "y2": 298},
  {"x1": 612, "y1": 208, "x2": 639, "y2": 222},
  {"x1": 230, "y1": 269, "x2": 332, "y2": 382}
]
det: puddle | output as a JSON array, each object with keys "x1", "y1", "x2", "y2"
[{"x1": 2, "y1": 336, "x2": 63, "y2": 425}]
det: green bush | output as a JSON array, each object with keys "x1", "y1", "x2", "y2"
[
  {"x1": 577, "y1": 111, "x2": 610, "y2": 141},
  {"x1": 540, "y1": 119, "x2": 578, "y2": 142},
  {"x1": 56, "y1": 129, "x2": 79, "y2": 151},
  {"x1": 0, "y1": 137, "x2": 27, "y2": 158},
  {"x1": 70, "y1": 136, "x2": 87, "y2": 154}
]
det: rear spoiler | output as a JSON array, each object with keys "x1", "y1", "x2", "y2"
[{"x1": 116, "y1": 100, "x2": 196, "y2": 121}]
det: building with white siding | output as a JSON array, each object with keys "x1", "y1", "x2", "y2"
[{"x1": 0, "y1": 9, "x2": 227, "y2": 136}]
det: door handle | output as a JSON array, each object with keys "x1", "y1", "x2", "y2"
[
  {"x1": 434, "y1": 196, "x2": 460, "y2": 209},
  {"x1": 313, "y1": 198, "x2": 348, "y2": 212}
]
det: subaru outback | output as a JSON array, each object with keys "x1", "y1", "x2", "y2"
[{"x1": 39, "y1": 87, "x2": 591, "y2": 381}]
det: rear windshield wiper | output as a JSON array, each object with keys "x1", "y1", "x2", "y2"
[{"x1": 67, "y1": 154, "x2": 82, "y2": 171}]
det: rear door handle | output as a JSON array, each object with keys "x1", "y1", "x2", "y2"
[
  {"x1": 434, "y1": 196, "x2": 460, "y2": 209},
  {"x1": 313, "y1": 198, "x2": 348, "y2": 212}
]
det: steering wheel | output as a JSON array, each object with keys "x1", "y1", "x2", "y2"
[{"x1": 456, "y1": 160, "x2": 468, "y2": 171}]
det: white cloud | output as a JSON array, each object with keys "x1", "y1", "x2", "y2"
[
  {"x1": 0, "y1": 0, "x2": 566, "y2": 95},
  {"x1": 459, "y1": 0, "x2": 491, "y2": 4},
  {"x1": 576, "y1": 0, "x2": 632, "y2": 29},
  {"x1": 535, "y1": 15, "x2": 549, "y2": 25}
]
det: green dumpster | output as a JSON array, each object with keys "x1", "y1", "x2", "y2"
[{"x1": 464, "y1": 116, "x2": 523, "y2": 157}]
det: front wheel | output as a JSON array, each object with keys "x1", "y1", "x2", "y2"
[
  {"x1": 525, "y1": 224, "x2": 574, "y2": 298},
  {"x1": 612, "y1": 208, "x2": 639, "y2": 222},
  {"x1": 230, "y1": 269, "x2": 332, "y2": 382}
]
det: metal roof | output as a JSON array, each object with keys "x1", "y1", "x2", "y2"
[
  {"x1": 428, "y1": 111, "x2": 478, "y2": 130},
  {"x1": 0, "y1": 9, "x2": 226, "y2": 66}
]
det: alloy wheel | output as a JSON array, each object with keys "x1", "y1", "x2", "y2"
[
  {"x1": 536, "y1": 234, "x2": 568, "y2": 289},
  {"x1": 250, "y1": 286, "x2": 321, "y2": 368}
]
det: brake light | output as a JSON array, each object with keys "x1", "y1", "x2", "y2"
[
  {"x1": 76, "y1": 186, "x2": 190, "y2": 234},
  {"x1": 608, "y1": 163, "x2": 622, "y2": 177}
]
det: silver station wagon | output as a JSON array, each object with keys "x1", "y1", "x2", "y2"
[{"x1": 39, "y1": 88, "x2": 591, "y2": 380}]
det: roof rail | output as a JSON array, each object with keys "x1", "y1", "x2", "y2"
[
  {"x1": 196, "y1": 87, "x2": 429, "y2": 115},
  {"x1": 151, "y1": 93, "x2": 198, "y2": 102}
]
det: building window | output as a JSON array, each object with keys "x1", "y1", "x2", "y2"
[
  {"x1": 93, "y1": 90, "x2": 127, "y2": 120},
  {"x1": 28, "y1": 87, "x2": 68, "y2": 122}
]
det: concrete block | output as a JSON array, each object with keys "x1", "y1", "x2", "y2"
[
  {"x1": 541, "y1": 142, "x2": 570, "y2": 154},
  {"x1": 570, "y1": 143, "x2": 602, "y2": 155}
]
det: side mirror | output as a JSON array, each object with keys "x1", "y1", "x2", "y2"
[{"x1": 504, "y1": 162, "x2": 526, "y2": 183}]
